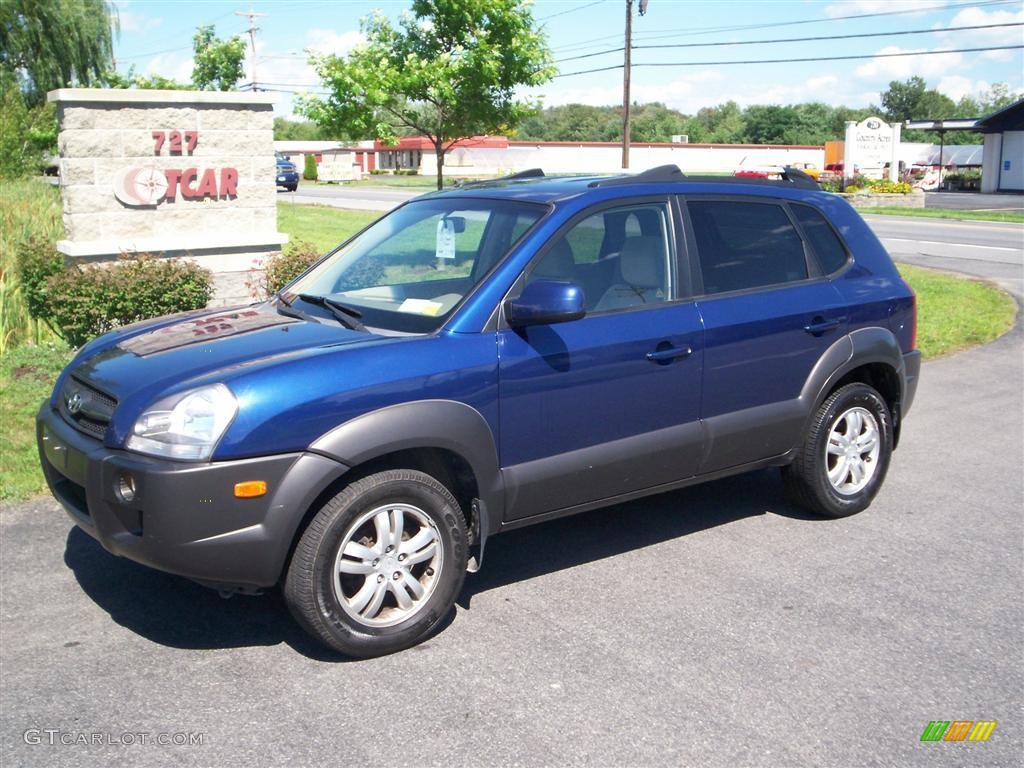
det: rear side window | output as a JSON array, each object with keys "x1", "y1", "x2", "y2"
[
  {"x1": 791, "y1": 204, "x2": 849, "y2": 274},
  {"x1": 688, "y1": 201, "x2": 808, "y2": 295}
]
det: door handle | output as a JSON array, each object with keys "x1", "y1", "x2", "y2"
[
  {"x1": 646, "y1": 345, "x2": 693, "y2": 363},
  {"x1": 803, "y1": 317, "x2": 844, "y2": 336}
]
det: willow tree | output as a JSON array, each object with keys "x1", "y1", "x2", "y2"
[
  {"x1": 0, "y1": 0, "x2": 117, "y2": 102},
  {"x1": 300, "y1": 0, "x2": 555, "y2": 189}
]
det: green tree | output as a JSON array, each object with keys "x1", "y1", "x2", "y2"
[
  {"x1": 301, "y1": 0, "x2": 555, "y2": 189},
  {"x1": 629, "y1": 102, "x2": 689, "y2": 143},
  {"x1": 880, "y1": 77, "x2": 957, "y2": 141},
  {"x1": 191, "y1": 25, "x2": 245, "y2": 91},
  {"x1": 0, "y1": 0, "x2": 117, "y2": 103},
  {"x1": 274, "y1": 117, "x2": 330, "y2": 141},
  {"x1": 683, "y1": 101, "x2": 745, "y2": 144},
  {"x1": 0, "y1": 69, "x2": 57, "y2": 178},
  {"x1": 103, "y1": 66, "x2": 189, "y2": 90}
]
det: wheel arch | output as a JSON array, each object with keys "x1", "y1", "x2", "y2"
[
  {"x1": 306, "y1": 400, "x2": 502, "y2": 571},
  {"x1": 800, "y1": 327, "x2": 907, "y2": 447}
]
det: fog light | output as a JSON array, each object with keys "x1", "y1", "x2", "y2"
[
  {"x1": 234, "y1": 480, "x2": 267, "y2": 498},
  {"x1": 117, "y1": 472, "x2": 136, "y2": 502}
]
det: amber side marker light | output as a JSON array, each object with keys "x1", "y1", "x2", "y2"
[{"x1": 234, "y1": 481, "x2": 267, "y2": 498}]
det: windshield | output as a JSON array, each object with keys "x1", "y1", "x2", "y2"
[{"x1": 284, "y1": 198, "x2": 547, "y2": 333}]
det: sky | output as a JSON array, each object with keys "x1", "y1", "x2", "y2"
[{"x1": 111, "y1": 0, "x2": 1024, "y2": 118}]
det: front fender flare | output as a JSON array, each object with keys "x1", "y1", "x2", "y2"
[{"x1": 308, "y1": 400, "x2": 502, "y2": 570}]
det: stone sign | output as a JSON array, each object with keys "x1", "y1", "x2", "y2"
[{"x1": 47, "y1": 89, "x2": 288, "y2": 305}]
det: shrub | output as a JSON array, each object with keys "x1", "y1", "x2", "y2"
[
  {"x1": 397, "y1": 169, "x2": 419, "y2": 176},
  {"x1": 261, "y1": 239, "x2": 322, "y2": 295},
  {"x1": 303, "y1": 154, "x2": 318, "y2": 181},
  {"x1": 15, "y1": 235, "x2": 65, "y2": 325},
  {"x1": 44, "y1": 255, "x2": 213, "y2": 347},
  {"x1": 369, "y1": 169, "x2": 389, "y2": 175},
  {"x1": 818, "y1": 178, "x2": 841, "y2": 193}
]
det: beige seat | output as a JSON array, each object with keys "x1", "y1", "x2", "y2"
[{"x1": 594, "y1": 236, "x2": 666, "y2": 311}]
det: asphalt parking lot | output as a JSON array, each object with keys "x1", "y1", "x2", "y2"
[{"x1": 2, "y1": 217, "x2": 1022, "y2": 767}]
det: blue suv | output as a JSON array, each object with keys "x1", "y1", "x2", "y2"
[
  {"x1": 37, "y1": 166, "x2": 919, "y2": 657},
  {"x1": 275, "y1": 152, "x2": 299, "y2": 192}
]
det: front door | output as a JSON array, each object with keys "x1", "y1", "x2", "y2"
[{"x1": 497, "y1": 200, "x2": 704, "y2": 522}]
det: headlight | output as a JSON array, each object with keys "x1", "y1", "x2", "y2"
[{"x1": 126, "y1": 384, "x2": 237, "y2": 460}]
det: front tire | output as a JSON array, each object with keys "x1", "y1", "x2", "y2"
[
  {"x1": 782, "y1": 383, "x2": 894, "y2": 518},
  {"x1": 284, "y1": 469, "x2": 468, "y2": 657}
]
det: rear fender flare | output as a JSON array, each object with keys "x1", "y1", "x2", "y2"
[{"x1": 799, "y1": 327, "x2": 906, "y2": 433}]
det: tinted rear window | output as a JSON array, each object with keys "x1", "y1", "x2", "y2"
[
  {"x1": 688, "y1": 201, "x2": 808, "y2": 295},
  {"x1": 792, "y1": 204, "x2": 849, "y2": 274}
]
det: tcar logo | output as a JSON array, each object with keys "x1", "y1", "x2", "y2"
[
  {"x1": 112, "y1": 166, "x2": 239, "y2": 208},
  {"x1": 113, "y1": 167, "x2": 169, "y2": 206}
]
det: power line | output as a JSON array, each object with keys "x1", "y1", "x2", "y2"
[
  {"x1": 539, "y1": 1, "x2": 608, "y2": 22},
  {"x1": 550, "y1": 0, "x2": 1015, "y2": 52},
  {"x1": 554, "y1": 44, "x2": 1024, "y2": 77},
  {"x1": 555, "y1": 20, "x2": 1024, "y2": 64}
]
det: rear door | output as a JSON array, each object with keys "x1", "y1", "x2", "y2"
[
  {"x1": 497, "y1": 198, "x2": 704, "y2": 521},
  {"x1": 681, "y1": 196, "x2": 849, "y2": 472}
]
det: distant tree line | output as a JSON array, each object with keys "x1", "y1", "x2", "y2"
[{"x1": 512, "y1": 79, "x2": 1020, "y2": 146}]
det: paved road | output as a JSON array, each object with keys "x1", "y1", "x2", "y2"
[
  {"x1": 278, "y1": 184, "x2": 424, "y2": 212},
  {"x1": 863, "y1": 215, "x2": 1024, "y2": 299},
  {"x1": 2, "y1": 216, "x2": 1022, "y2": 767},
  {"x1": 923, "y1": 191, "x2": 1024, "y2": 212}
]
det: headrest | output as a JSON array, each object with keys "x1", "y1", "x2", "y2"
[
  {"x1": 620, "y1": 236, "x2": 664, "y2": 288},
  {"x1": 534, "y1": 238, "x2": 575, "y2": 280}
]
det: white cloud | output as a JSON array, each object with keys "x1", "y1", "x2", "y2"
[
  {"x1": 306, "y1": 29, "x2": 365, "y2": 57},
  {"x1": 117, "y1": 9, "x2": 163, "y2": 35},
  {"x1": 854, "y1": 45, "x2": 964, "y2": 79},
  {"x1": 537, "y1": 69, "x2": 874, "y2": 113},
  {"x1": 936, "y1": 75, "x2": 990, "y2": 101},
  {"x1": 942, "y1": 6, "x2": 1024, "y2": 46}
]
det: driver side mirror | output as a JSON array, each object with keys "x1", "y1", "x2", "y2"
[{"x1": 505, "y1": 280, "x2": 586, "y2": 327}]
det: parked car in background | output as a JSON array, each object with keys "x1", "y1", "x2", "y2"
[
  {"x1": 37, "y1": 165, "x2": 919, "y2": 657},
  {"x1": 276, "y1": 152, "x2": 299, "y2": 192}
]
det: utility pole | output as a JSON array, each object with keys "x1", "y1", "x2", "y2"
[
  {"x1": 235, "y1": 3, "x2": 268, "y2": 91},
  {"x1": 621, "y1": 0, "x2": 632, "y2": 169},
  {"x1": 622, "y1": 0, "x2": 647, "y2": 169}
]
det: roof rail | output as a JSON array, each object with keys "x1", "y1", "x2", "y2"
[
  {"x1": 588, "y1": 164, "x2": 685, "y2": 188},
  {"x1": 588, "y1": 163, "x2": 821, "y2": 190},
  {"x1": 457, "y1": 168, "x2": 545, "y2": 188},
  {"x1": 779, "y1": 166, "x2": 820, "y2": 190}
]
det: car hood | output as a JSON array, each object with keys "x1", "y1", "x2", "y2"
[{"x1": 61, "y1": 303, "x2": 378, "y2": 415}]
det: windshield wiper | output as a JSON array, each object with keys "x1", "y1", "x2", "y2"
[
  {"x1": 297, "y1": 293, "x2": 366, "y2": 332},
  {"x1": 273, "y1": 293, "x2": 321, "y2": 323}
]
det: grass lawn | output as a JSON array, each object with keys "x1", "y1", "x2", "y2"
[
  {"x1": 277, "y1": 203, "x2": 379, "y2": 253},
  {"x1": 898, "y1": 264, "x2": 1017, "y2": 358},
  {"x1": 0, "y1": 344, "x2": 73, "y2": 501},
  {"x1": 1, "y1": 206, "x2": 1017, "y2": 503},
  {"x1": 863, "y1": 207, "x2": 1024, "y2": 224}
]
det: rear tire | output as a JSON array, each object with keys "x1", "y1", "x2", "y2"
[
  {"x1": 284, "y1": 469, "x2": 467, "y2": 657},
  {"x1": 782, "y1": 383, "x2": 893, "y2": 518}
]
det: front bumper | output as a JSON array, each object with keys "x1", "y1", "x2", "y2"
[{"x1": 37, "y1": 405, "x2": 348, "y2": 590}]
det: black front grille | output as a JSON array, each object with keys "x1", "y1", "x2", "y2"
[{"x1": 58, "y1": 376, "x2": 117, "y2": 439}]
